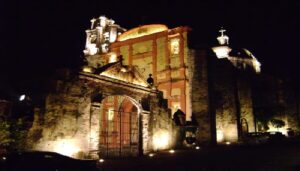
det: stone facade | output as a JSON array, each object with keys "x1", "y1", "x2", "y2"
[
  {"x1": 27, "y1": 17, "x2": 300, "y2": 159},
  {"x1": 28, "y1": 69, "x2": 173, "y2": 159},
  {"x1": 89, "y1": 25, "x2": 193, "y2": 121},
  {"x1": 190, "y1": 50, "x2": 256, "y2": 144}
]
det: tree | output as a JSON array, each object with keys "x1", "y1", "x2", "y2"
[
  {"x1": 9, "y1": 119, "x2": 29, "y2": 151},
  {"x1": 270, "y1": 119, "x2": 285, "y2": 131},
  {"x1": 255, "y1": 107, "x2": 278, "y2": 131},
  {"x1": 0, "y1": 118, "x2": 29, "y2": 151},
  {"x1": 0, "y1": 121, "x2": 13, "y2": 149}
]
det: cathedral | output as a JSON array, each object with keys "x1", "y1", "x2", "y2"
[{"x1": 27, "y1": 16, "x2": 299, "y2": 159}]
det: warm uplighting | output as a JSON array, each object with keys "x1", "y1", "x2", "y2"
[
  {"x1": 268, "y1": 127, "x2": 288, "y2": 136},
  {"x1": 169, "y1": 149, "x2": 175, "y2": 154},
  {"x1": 216, "y1": 130, "x2": 224, "y2": 142},
  {"x1": 149, "y1": 153, "x2": 155, "y2": 157},
  {"x1": 108, "y1": 52, "x2": 117, "y2": 63},
  {"x1": 212, "y1": 46, "x2": 232, "y2": 59},
  {"x1": 253, "y1": 60, "x2": 261, "y2": 73},
  {"x1": 117, "y1": 24, "x2": 168, "y2": 41},
  {"x1": 82, "y1": 66, "x2": 93, "y2": 73},
  {"x1": 225, "y1": 141, "x2": 231, "y2": 145},
  {"x1": 100, "y1": 67, "x2": 149, "y2": 87},
  {"x1": 53, "y1": 140, "x2": 81, "y2": 157},
  {"x1": 153, "y1": 130, "x2": 170, "y2": 150},
  {"x1": 243, "y1": 48, "x2": 261, "y2": 73}
]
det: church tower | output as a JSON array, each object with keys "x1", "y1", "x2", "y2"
[{"x1": 212, "y1": 28, "x2": 232, "y2": 59}]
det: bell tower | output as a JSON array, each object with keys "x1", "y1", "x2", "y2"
[
  {"x1": 212, "y1": 28, "x2": 232, "y2": 59},
  {"x1": 83, "y1": 16, "x2": 126, "y2": 56}
]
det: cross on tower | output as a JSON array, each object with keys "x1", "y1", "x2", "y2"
[{"x1": 219, "y1": 28, "x2": 226, "y2": 36}]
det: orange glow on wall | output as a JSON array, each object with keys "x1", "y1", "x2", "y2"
[{"x1": 117, "y1": 24, "x2": 168, "y2": 41}]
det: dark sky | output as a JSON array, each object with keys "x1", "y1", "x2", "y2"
[{"x1": 1, "y1": 0, "x2": 300, "y2": 99}]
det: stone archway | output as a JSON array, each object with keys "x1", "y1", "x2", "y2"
[
  {"x1": 241, "y1": 118, "x2": 249, "y2": 136},
  {"x1": 98, "y1": 95, "x2": 141, "y2": 157}
]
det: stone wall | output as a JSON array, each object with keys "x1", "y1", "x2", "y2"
[
  {"x1": 190, "y1": 50, "x2": 256, "y2": 144},
  {"x1": 148, "y1": 93, "x2": 173, "y2": 151},
  {"x1": 212, "y1": 59, "x2": 239, "y2": 143},
  {"x1": 27, "y1": 72, "x2": 175, "y2": 158},
  {"x1": 28, "y1": 79, "x2": 92, "y2": 158},
  {"x1": 190, "y1": 50, "x2": 213, "y2": 144},
  {"x1": 238, "y1": 73, "x2": 255, "y2": 133}
]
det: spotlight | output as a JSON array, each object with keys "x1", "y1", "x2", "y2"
[
  {"x1": 149, "y1": 153, "x2": 155, "y2": 157},
  {"x1": 99, "y1": 159, "x2": 105, "y2": 163},
  {"x1": 225, "y1": 141, "x2": 231, "y2": 145},
  {"x1": 169, "y1": 149, "x2": 175, "y2": 154},
  {"x1": 19, "y1": 94, "x2": 26, "y2": 101},
  {"x1": 195, "y1": 146, "x2": 200, "y2": 150}
]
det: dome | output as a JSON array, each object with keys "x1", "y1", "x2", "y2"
[
  {"x1": 229, "y1": 48, "x2": 254, "y2": 59},
  {"x1": 117, "y1": 24, "x2": 168, "y2": 41}
]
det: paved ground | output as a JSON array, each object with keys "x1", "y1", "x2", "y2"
[{"x1": 99, "y1": 144, "x2": 300, "y2": 171}]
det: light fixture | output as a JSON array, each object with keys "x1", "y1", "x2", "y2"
[
  {"x1": 153, "y1": 130, "x2": 170, "y2": 150},
  {"x1": 149, "y1": 153, "x2": 155, "y2": 157},
  {"x1": 169, "y1": 149, "x2": 175, "y2": 154},
  {"x1": 99, "y1": 159, "x2": 105, "y2": 163},
  {"x1": 19, "y1": 94, "x2": 26, "y2": 101},
  {"x1": 195, "y1": 146, "x2": 200, "y2": 150},
  {"x1": 53, "y1": 139, "x2": 81, "y2": 157}
]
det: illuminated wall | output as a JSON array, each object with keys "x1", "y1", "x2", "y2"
[
  {"x1": 109, "y1": 25, "x2": 192, "y2": 121},
  {"x1": 27, "y1": 71, "x2": 175, "y2": 159}
]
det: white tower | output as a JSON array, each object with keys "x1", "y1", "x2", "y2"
[
  {"x1": 212, "y1": 28, "x2": 232, "y2": 59},
  {"x1": 83, "y1": 16, "x2": 126, "y2": 56}
]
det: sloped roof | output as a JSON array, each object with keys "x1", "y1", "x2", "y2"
[
  {"x1": 94, "y1": 61, "x2": 149, "y2": 87},
  {"x1": 229, "y1": 48, "x2": 253, "y2": 59}
]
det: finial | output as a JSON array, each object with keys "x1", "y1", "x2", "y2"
[
  {"x1": 219, "y1": 27, "x2": 226, "y2": 36},
  {"x1": 90, "y1": 18, "x2": 97, "y2": 29},
  {"x1": 217, "y1": 27, "x2": 229, "y2": 45}
]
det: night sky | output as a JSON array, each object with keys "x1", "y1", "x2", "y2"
[{"x1": 1, "y1": 0, "x2": 300, "y2": 100}]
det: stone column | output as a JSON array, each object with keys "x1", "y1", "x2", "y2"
[
  {"x1": 152, "y1": 39, "x2": 157, "y2": 83},
  {"x1": 129, "y1": 44, "x2": 133, "y2": 66},
  {"x1": 165, "y1": 36, "x2": 171, "y2": 70},
  {"x1": 179, "y1": 36, "x2": 185, "y2": 68},
  {"x1": 140, "y1": 111, "x2": 150, "y2": 154},
  {"x1": 85, "y1": 30, "x2": 91, "y2": 48},
  {"x1": 96, "y1": 26, "x2": 103, "y2": 47},
  {"x1": 89, "y1": 102, "x2": 101, "y2": 159}
]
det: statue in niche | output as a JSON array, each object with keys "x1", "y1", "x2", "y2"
[{"x1": 171, "y1": 39, "x2": 180, "y2": 55}]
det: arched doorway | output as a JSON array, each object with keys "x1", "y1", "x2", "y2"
[
  {"x1": 241, "y1": 118, "x2": 249, "y2": 136},
  {"x1": 99, "y1": 95, "x2": 139, "y2": 157}
]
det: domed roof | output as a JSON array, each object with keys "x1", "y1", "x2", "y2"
[
  {"x1": 117, "y1": 24, "x2": 168, "y2": 41},
  {"x1": 229, "y1": 48, "x2": 254, "y2": 59}
]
